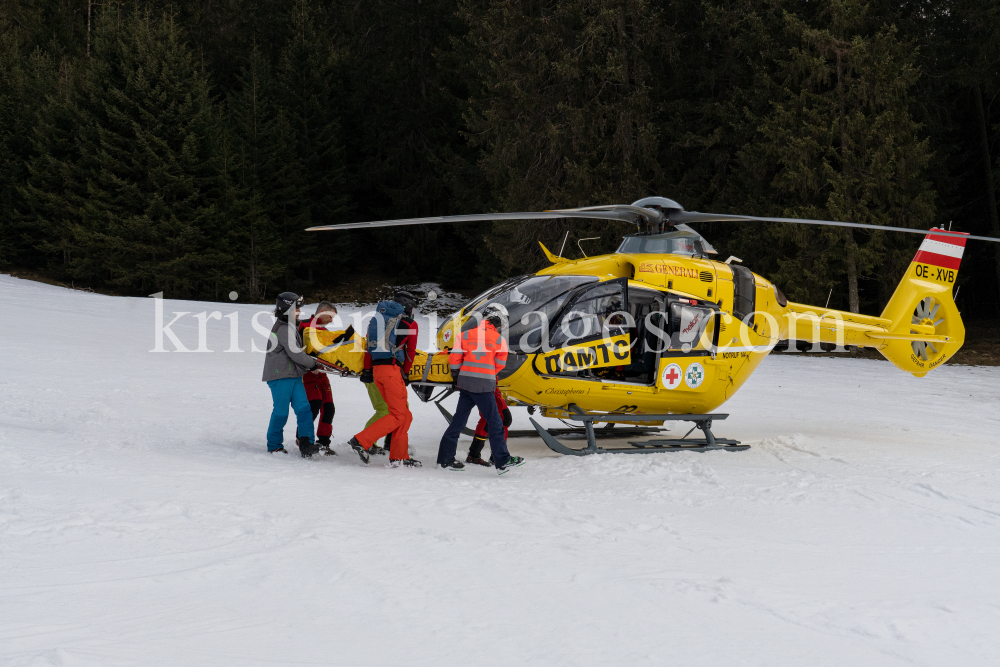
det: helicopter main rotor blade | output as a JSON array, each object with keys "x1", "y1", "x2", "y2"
[
  {"x1": 552, "y1": 204, "x2": 664, "y2": 224},
  {"x1": 671, "y1": 210, "x2": 1000, "y2": 243},
  {"x1": 306, "y1": 210, "x2": 638, "y2": 232}
]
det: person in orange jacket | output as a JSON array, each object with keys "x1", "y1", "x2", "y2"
[
  {"x1": 436, "y1": 306, "x2": 524, "y2": 474},
  {"x1": 466, "y1": 387, "x2": 511, "y2": 466}
]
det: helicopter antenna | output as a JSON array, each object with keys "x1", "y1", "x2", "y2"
[
  {"x1": 558, "y1": 230, "x2": 569, "y2": 257},
  {"x1": 577, "y1": 237, "x2": 601, "y2": 257}
]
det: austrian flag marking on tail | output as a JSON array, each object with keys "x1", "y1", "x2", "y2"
[{"x1": 913, "y1": 228, "x2": 968, "y2": 271}]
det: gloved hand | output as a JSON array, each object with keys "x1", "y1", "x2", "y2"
[
  {"x1": 502, "y1": 407, "x2": 512, "y2": 427},
  {"x1": 401, "y1": 367, "x2": 411, "y2": 386},
  {"x1": 360, "y1": 368, "x2": 374, "y2": 384}
]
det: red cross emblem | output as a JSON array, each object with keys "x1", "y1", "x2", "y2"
[{"x1": 662, "y1": 363, "x2": 682, "y2": 389}]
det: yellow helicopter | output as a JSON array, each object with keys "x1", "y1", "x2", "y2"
[{"x1": 307, "y1": 197, "x2": 998, "y2": 455}]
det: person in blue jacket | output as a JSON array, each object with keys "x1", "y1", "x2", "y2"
[{"x1": 262, "y1": 292, "x2": 318, "y2": 457}]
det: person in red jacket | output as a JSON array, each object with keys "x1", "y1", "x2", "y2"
[
  {"x1": 297, "y1": 302, "x2": 339, "y2": 454},
  {"x1": 358, "y1": 291, "x2": 419, "y2": 465},
  {"x1": 466, "y1": 387, "x2": 511, "y2": 466}
]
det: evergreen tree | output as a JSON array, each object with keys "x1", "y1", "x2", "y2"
[
  {"x1": 333, "y1": 0, "x2": 473, "y2": 286},
  {"x1": 914, "y1": 0, "x2": 1000, "y2": 315},
  {"x1": 5, "y1": 0, "x2": 1000, "y2": 315},
  {"x1": 222, "y1": 42, "x2": 285, "y2": 302},
  {"x1": 269, "y1": 0, "x2": 350, "y2": 287},
  {"x1": 18, "y1": 51, "x2": 84, "y2": 276},
  {"x1": 23, "y1": 8, "x2": 226, "y2": 297},
  {"x1": 176, "y1": 0, "x2": 296, "y2": 94},
  {"x1": 460, "y1": 0, "x2": 664, "y2": 278},
  {"x1": 738, "y1": 0, "x2": 935, "y2": 312},
  {"x1": 0, "y1": 1, "x2": 64, "y2": 268}
]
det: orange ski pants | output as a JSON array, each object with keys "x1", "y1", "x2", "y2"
[{"x1": 354, "y1": 364, "x2": 412, "y2": 460}]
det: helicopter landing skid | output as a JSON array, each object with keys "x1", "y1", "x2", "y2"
[
  {"x1": 436, "y1": 400, "x2": 666, "y2": 441},
  {"x1": 529, "y1": 405, "x2": 746, "y2": 456}
]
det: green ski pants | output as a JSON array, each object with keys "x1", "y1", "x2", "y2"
[{"x1": 366, "y1": 381, "x2": 390, "y2": 430}]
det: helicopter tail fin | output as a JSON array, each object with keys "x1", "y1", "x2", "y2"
[
  {"x1": 539, "y1": 241, "x2": 569, "y2": 264},
  {"x1": 874, "y1": 229, "x2": 967, "y2": 377}
]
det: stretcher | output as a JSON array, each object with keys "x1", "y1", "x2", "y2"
[
  {"x1": 301, "y1": 327, "x2": 455, "y2": 384},
  {"x1": 301, "y1": 327, "x2": 365, "y2": 375}
]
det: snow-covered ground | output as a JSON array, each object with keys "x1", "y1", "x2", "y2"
[{"x1": 1, "y1": 274, "x2": 999, "y2": 667}]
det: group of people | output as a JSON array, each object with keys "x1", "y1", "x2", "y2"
[{"x1": 261, "y1": 290, "x2": 525, "y2": 475}]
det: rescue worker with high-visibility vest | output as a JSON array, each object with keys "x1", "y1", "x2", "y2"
[
  {"x1": 436, "y1": 306, "x2": 525, "y2": 474},
  {"x1": 465, "y1": 387, "x2": 511, "y2": 466}
]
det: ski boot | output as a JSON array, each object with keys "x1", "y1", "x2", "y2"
[
  {"x1": 438, "y1": 458, "x2": 465, "y2": 471},
  {"x1": 269, "y1": 447, "x2": 288, "y2": 454},
  {"x1": 317, "y1": 436, "x2": 336, "y2": 456},
  {"x1": 297, "y1": 437, "x2": 319, "y2": 459},
  {"x1": 496, "y1": 455, "x2": 525, "y2": 475},
  {"x1": 348, "y1": 437, "x2": 370, "y2": 464},
  {"x1": 466, "y1": 436, "x2": 490, "y2": 466},
  {"x1": 373, "y1": 433, "x2": 391, "y2": 456},
  {"x1": 388, "y1": 458, "x2": 423, "y2": 468}
]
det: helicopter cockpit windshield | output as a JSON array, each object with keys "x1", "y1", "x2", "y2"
[
  {"x1": 460, "y1": 274, "x2": 598, "y2": 351},
  {"x1": 616, "y1": 231, "x2": 706, "y2": 257}
]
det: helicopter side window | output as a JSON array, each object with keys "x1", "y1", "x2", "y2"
[
  {"x1": 459, "y1": 275, "x2": 532, "y2": 316},
  {"x1": 616, "y1": 233, "x2": 704, "y2": 256},
  {"x1": 460, "y1": 274, "x2": 598, "y2": 352},
  {"x1": 549, "y1": 281, "x2": 628, "y2": 349}
]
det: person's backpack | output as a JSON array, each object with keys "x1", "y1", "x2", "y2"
[{"x1": 367, "y1": 300, "x2": 406, "y2": 363}]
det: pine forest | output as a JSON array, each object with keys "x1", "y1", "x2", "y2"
[{"x1": 1, "y1": 0, "x2": 999, "y2": 321}]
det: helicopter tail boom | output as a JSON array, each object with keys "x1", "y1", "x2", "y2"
[{"x1": 779, "y1": 228, "x2": 965, "y2": 376}]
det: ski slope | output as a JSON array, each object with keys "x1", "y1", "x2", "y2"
[{"x1": 1, "y1": 274, "x2": 999, "y2": 667}]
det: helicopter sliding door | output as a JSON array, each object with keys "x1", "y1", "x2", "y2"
[
  {"x1": 537, "y1": 279, "x2": 630, "y2": 376},
  {"x1": 615, "y1": 287, "x2": 667, "y2": 385},
  {"x1": 534, "y1": 280, "x2": 721, "y2": 389},
  {"x1": 597, "y1": 293, "x2": 718, "y2": 387}
]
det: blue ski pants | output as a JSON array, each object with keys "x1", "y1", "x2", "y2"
[
  {"x1": 266, "y1": 378, "x2": 314, "y2": 451},
  {"x1": 437, "y1": 389, "x2": 510, "y2": 468}
]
